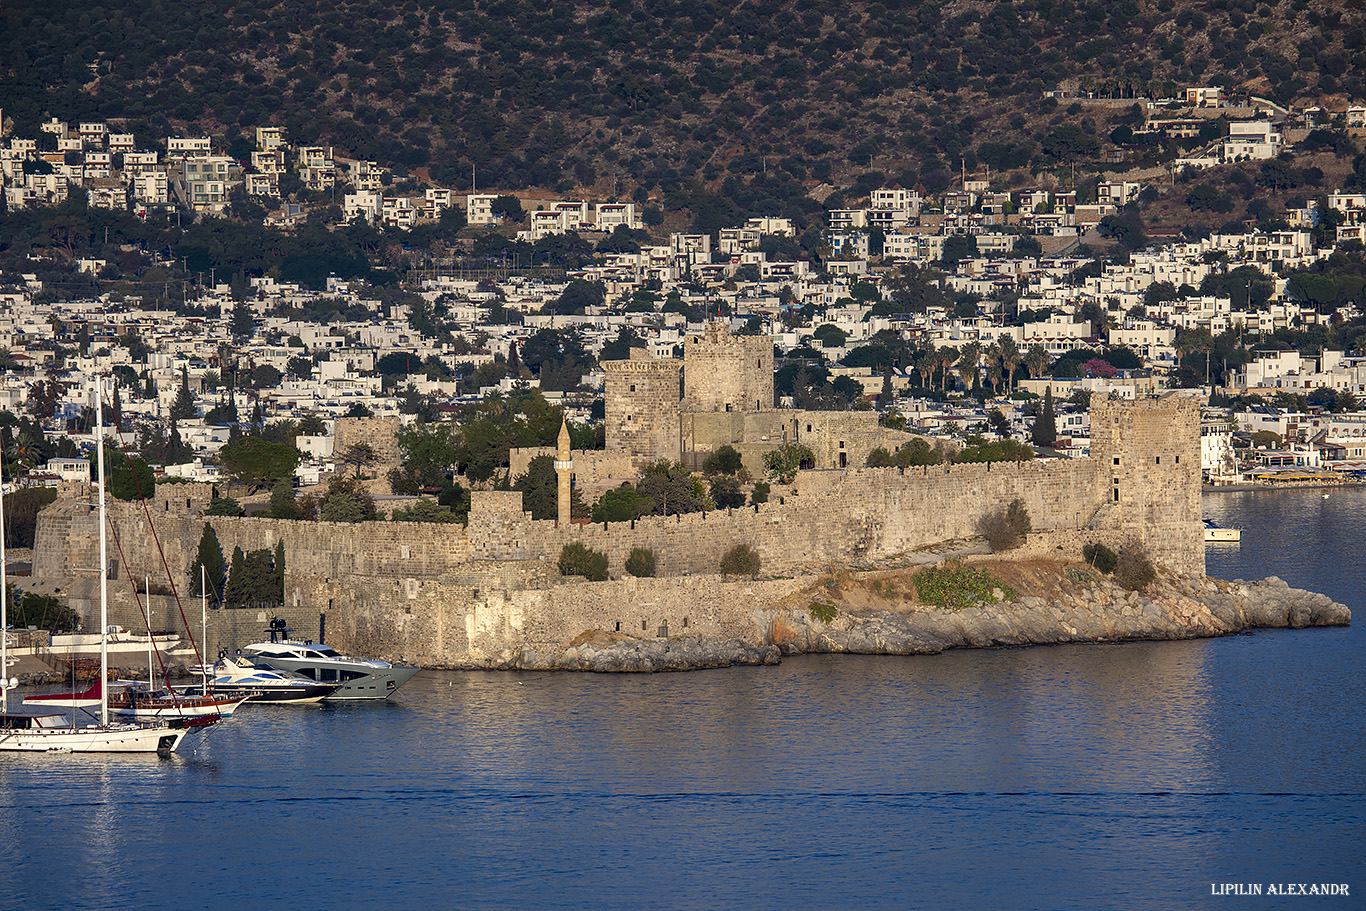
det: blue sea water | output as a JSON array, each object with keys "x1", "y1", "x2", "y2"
[{"x1": 1, "y1": 488, "x2": 1361, "y2": 910}]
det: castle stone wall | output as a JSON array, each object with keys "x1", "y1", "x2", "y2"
[{"x1": 29, "y1": 395, "x2": 1203, "y2": 667}]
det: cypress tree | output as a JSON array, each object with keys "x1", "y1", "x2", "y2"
[
  {"x1": 189, "y1": 523, "x2": 226, "y2": 602},
  {"x1": 1032, "y1": 385, "x2": 1057, "y2": 447},
  {"x1": 273, "y1": 539, "x2": 286, "y2": 602},
  {"x1": 232, "y1": 296, "x2": 254, "y2": 339},
  {"x1": 170, "y1": 365, "x2": 196, "y2": 420},
  {"x1": 224, "y1": 546, "x2": 246, "y2": 607}
]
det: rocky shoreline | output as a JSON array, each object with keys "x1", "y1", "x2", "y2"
[
  {"x1": 17, "y1": 567, "x2": 1350, "y2": 680},
  {"x1": 491, "y1": 567, "x2": 1350, "y2": 673}
]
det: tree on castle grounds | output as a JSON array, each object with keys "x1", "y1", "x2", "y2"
[
  {"x1": 269, "y1": 477, "x2": 305, "y2": 520},
  {"x1": 97, "y1": 443, "x2": 156, "y2": 501},
  {"x1": 558, "y1": 542, "x2": 608, "y2": 581},
  {"x1": 189, "y1": 523, "x2": 226, "y2": 602},
  {"x1": 205, "y1": 494, "x2": 244, "y2": 516},
  {"x1": 624, "y1": 548, "x2": 656, "y2": 578},
  {"x1": 217, "y1": 436, "x2": 301, "y2": 494},
  {"x1": 389, "y1": 420, "x2": 459, "y2": 494},
  {"x1": 866, "y1": 438, "x2": 943, "y2": 469},
  {"x1": 762, "y1": 443, "x2": 814, "y2": 484},
  {"x1": 702, "y1": 445, "x2": 744, "y2": 477},
  {"x1": 977, "y1": 499, "x2": 1032, "y2": 552},
  {"x1": 9, "y1": 592, "x2": 79, "y2": 634},
  {"x1": 390, "y1": 498, "x2": 463, "y2": 523},
  {"x1": 591, "y1": 485, "x2": 655, "y2": 523},
  {"x1": 515, "y1": 455, "x2": 585, "y2": 520},
  {"x1": 319, "y1": 474, "x2": 377, "y2": 523},
  {"x1": 719, "y1": 543, "x2": 761, "y2": 578},
  {"x1": 708, "y1": 475, "x2": 746, "y2": 509},
  {"x1": 954, "y1": 436, "x2": 1034, "y2": 464},
  {"x1": 636, "y1": 460, "x2": 709, "y2": 516},
  {"x1": 340, "y1": 442, "x2": 378, "y2": 479},
  {"x1": 223, "y1": 545, "x2": 282, "y2": 608}
]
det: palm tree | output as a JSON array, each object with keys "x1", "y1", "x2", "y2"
[
  {"x1": 956, "y1": 342, "x2": 981, "y2": 393},
  {"x1": 936, "y1": 347, "x2": 958, "y2": 392},
  {"x1": 1024, "y1": 344, "x2": 1050, "y2": 381},
  {"x1": 981, "y1": 343, "x2": 1002, "y2": 395},
  {"x1": 986, "y1": 358, "x2": 1004, "y2": 396},
  {"x1": 998, "y1": 336, "x2": 1023, "y2": 393},
  {"x1": 914, "y1": 346, "x2": 936, "y2": 389}
]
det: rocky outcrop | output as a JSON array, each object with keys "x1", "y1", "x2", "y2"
[
  {"x1": 454, "y1": 631, "x2": 782, "y2": 673},
  {"x1": 487, "y1": 565, "x2": 1349, "y2": 672},
  {"x1": 769, "y1": 572, "x2": 1350, "y2": 658}
]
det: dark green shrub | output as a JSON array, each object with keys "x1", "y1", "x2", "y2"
[
  {"x1": 2, "y1": 486, "x2": 57, "y2": 547},
  {"x1": 977, "y1": 498, "x2": 1032, "y2": 551},
  {"x1": 10, "y1": 593, "x2": 80, "y2": 633},
  {"x1": 866, "y1": 446, "x2": 895, "y2": 467},
  {"x1": 809, "y1": 602, "x2": 838, "y2": 624},
  {"x1": 719, "y1": 543, "x2": 761, "y2": 577},
  {"x1": 559, "y1": 542, "x2": 608, "y2": 581},
  {"x1": 1115, "y1": 548, "x2": 1156, "y2": 591},
  {"x1": 624, "y1": 547, "x2": 656, "y2": 578},
  {"x1": 206, "y1": 496, "x2": 244, "y2": 516},
  {"x1": 750, "y1": 481, "x2": 770, "y2": 504},
  {"x1": 1082, "y1": 542, "x2": 1119, "y2": 574},
  {"x1": 709, "y1": 475, "x2": 746, "y2": 509},
  {"x1": 702, "y1": 444, "x2": 744, "y2": 475}
]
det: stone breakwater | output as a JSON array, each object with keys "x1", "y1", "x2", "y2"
[{"x1": 467, "y1": 567, "x2": 1349, "y2": 672}]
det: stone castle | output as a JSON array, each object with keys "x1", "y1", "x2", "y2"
[
  {"x1": 26, "y1": 325, "x2": 1204, "y2": 668},
  {"x1": 515, "y1": 321, "x2": 915, "y2": 497}
]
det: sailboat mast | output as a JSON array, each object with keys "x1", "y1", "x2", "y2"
[
  {"x1": 146, "y1": 576, "x2": 152, "y2": 690},
  {"x1": 1, "y1": 455, "x2": 8, "y2": 714},
  {"x1": 201, "y1": 565, "x2": 207, "y2": 690},
  {"x1": 96, "y1": 377, "x2": 109, "y2": 728}
]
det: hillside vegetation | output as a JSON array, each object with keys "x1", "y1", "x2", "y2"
[{"x1": 2, "y1": 0, "x2": 1363, "y2": 214}]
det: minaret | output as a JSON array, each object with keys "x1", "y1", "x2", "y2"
[{"x1": 555, "y1": 417, "x2": 574, "y2": 525}]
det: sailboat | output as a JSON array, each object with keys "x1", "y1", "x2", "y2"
[
  {"x1": 27, "y1": 675, "x2": 249, "y2": 721},
  {"x1": 0, "y1": 377, "x2": 219, "y2": 753}
]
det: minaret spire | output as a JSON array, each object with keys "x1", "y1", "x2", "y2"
[{"x1": 555, "y1": 417, "x2": 574, "y2": 525}]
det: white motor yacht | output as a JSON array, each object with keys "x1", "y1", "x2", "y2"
[
  {"x1": 188, "y1": 656, "x2": 340, "y2": 704},
  {"x1": 239, "y1": 619, "x2": 418, "y2": 700}
]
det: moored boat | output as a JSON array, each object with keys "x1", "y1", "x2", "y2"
[
  {"x1": 1204, "y1": 519, "x2": 1242, "y2": 543},
  {"x1": 187, "y1": 656, "x2": 341, "y2": 704},
  {"x1": 0, "y1": 379, "x2": 218, "y2": 755},
  {"x1": 0, "y1": 711, "x2": 212, "y2": 753},
  {"x1": 239, "y1": 619, "x2": 419, "y2": 700}
]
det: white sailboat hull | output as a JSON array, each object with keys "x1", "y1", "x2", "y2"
[{"x1": 0, "y1": 723, "x2": 187, "y2": 754}]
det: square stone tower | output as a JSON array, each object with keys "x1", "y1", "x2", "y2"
[
  {"x1": 1089, "y1": 392, "x2": 1204, "y2": 575},
  {"x1": 683, "y1": 321, "x2": 774, "y2": 413},
  {"x1": 603, "y1": 348, "x2": 682, "y2": 463}
]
